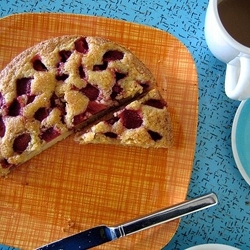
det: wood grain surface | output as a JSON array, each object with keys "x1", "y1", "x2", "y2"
[{"x1": 0, "y1": 13, "x2": 198, "y2": 250}]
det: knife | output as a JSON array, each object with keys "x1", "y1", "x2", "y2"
[{"x1": 36, "y1": 192, "x2": 218, "y2": 250}]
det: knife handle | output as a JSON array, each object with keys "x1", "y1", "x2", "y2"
[{"x1": 114, "y1": 192, "x2": 218, "y2": 238}]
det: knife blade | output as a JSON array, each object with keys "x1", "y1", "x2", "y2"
[{"x1": 36, "y1": 192, "x2": 218, "y2": 250}]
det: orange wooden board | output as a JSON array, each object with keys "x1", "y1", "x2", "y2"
[{"x1": 0, "y1": 13, "x2": 198, "y2": 249}]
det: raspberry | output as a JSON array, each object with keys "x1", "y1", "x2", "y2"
[
  {"x1": 93, "y1": 62, "x2": 108, "y2": 71},
  {"x1": 59, "y1": 50, "x2": 72, "y2": 63},
  {"x1": 13, "y1": 133, "x2": 31, "y2": 153},
  {"x1": 41, "y1": 127, "x2": 60, "y2": 142},
  {"x1": 16, "y1": 78, "x2": 33, "y2": 96},
  {"x1": 139, "y1": 82, "x2": 150, "y2": 91},
  {"x1": 74, "y1": 37, "x2": 88, "y2": 54},
  {"x1": 89, "y1": 50, "x2": 124, "y2": 73},
  {"x1": 50, "y1": 93, "x2": 59, "y2": 108},
  {"x1": 34, "y1": 107, "x2": 49, "y2": 122},
  {"x1": 73, "y1": 102, "x2": 107, "y2": 125},
  {"x1": 56, "y1": 61, "x2": 69, "y2": 81},
  {"x1": 0, "y1": 116, "x2": 5, "y2": 137},
  {"x1": 104, "y1": 132, "x2": 117, "y2": 138},
  {"x1": 80, "y1": 84, "x2": 99, "y2": 101},
  {"x1": 49, "y1": 95, "x2": 65, "y2": 125},
  {"x1": 8, "y1": 99, "x2": 21, "y2": 116},
  {"x1": 107, "y1": 116, "x2": 120, "y2": 125},
  {"x1": 0, "y1": 92, "x2": 4, "y2": 106},
  {"x1": 143, "y1": 99, "x2": 165, "y2": 109},
  {"x1": 0, "y1": 159, "x2": 12, "y2": 169},
  {"x1": 147, "y1": 130, "x2": 162, "y2": 141},
  {"x1": 120, "y1": 109, "x2": 142, "y2": 129},
  {"x1": 111, "y1": 84, "x2": 122, "y2": 99},
  {"x1": 103, "y1": 50, "x2": 124, "y2": 61},
  {"x1": 79, "y1": 65, "x2": 86, "y2": 79},
  {"x1": 49, "y1": 94, "x2": 65, "y2": 118},
  {"x1": 32, "y1": 56, "x2": 47, "y2": 71},
  {"x1": 115, "y1": 72, "x2": 127, "y2": 81},
  {"x1": 86, "y1": 101, "x2": 107, "y2": 114},
  {"x1": 55, "y1": 73, "x2": 69, "y2": 81},
  {"x1": 73, "y1": 112, "x2": 86, "y2": 125},
  {"x1": 26, "y1": 95, "x2": 36, "y2": 105}
]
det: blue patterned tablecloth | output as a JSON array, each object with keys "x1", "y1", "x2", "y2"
[{"x1": 0, "y1": 0, "x2": 249, "y2": 249}]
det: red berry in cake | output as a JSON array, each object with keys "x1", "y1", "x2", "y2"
[
  {"x1": 0, "y1": 159, "x2": 12, "y2": 169},
  {"x1": 26, "y1": 95, "x2": 36, "y2": 105},
  {"x1": 73, "y1": 113, "x2": 85, "y2": 126},
  {"x1": 93, "y1": 62, "x2": 108, "y2": 71},
  {"x1": 79, "y1": 65, "x2": 86, "y2": 79},
  {"x1": 139, "y1": 82, "x2": 150, "y2": 91},
  {"x1": 59, "y1": 50, "x2": 72, "y2": 63},
  {"x1": 8, "y1": 99, "x2": 21, "y2": 116},
  {"x1": 0, "y1": 92, "x2": 4, "y2": 106},
  {"x1": 86, "y1": 101, "x2": 107, "y2": 114},
  {"x1": 103, "y1": 50, "x2": 124, "y2": 61},
  {"x1": 32, "y1": 56, "x2": 48, "y2": 71},
  {"x1": 34, "y1": 107, "x2": 50, "y2": 122},
  {"x1": 120, "y1": 109, "x2": 142, "y2": 129},
  {"x1": 115, "y1": 72, "x2": 127, "y2": 81},
  {"x1": 80, "y1": 84, "x2": 99, "y2": 101},
  {"x1": 104, "y1": 132, "x2": 118, "y2": 138},
  {"x1": 16, "y1": 78, "x2": 33, "y2": 96},
  {"x1": 143, "y1": 99, "x2": 165, "y2": 109},
  {"x1": 74, "y1": 37, "x2": 89, "y2": 54},
  {"x1": 13, "y1": 133, "x2": 31, "y2": 153},
  {"x1": 55, "y1": 72, "x2": 69, "y2": 81},
  {"x1": 111, "y1": 84, "x2": 123, "y2": 99},
  {"x1": 41, "y1": 127, "x2": 60, "y2": 142},
  {"x1": 107, "y1": 116, "x2": 120, "y2": 125},
  {"x1": 0, "y1": 116, "x2": 5, "y2": 137},
  {"x1": 147, "y1": 130, "x2": 162, "y2": 141}
]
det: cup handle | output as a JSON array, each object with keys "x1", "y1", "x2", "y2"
[{"x1": 225, "y1": 55, "x2": 250, "y2": 100}]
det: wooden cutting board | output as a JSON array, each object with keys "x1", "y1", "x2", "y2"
[{"x1": 0, "y1": 13, "x2": 198, "y2": 250}]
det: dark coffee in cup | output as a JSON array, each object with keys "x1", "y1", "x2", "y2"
[{"x1": 218, "y1": 0, "x2": 250, "y2": 47}]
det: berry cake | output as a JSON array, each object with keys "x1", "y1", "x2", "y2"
[
  {"x1": 75, "y1": 89, "x2": 173, "y2": 148},
  {"x1": 0, "y1": 35, "x2": 171, "y2": 176}
]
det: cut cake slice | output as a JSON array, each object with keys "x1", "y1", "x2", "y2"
[{"x1": 75, "y1": 89, "x2": 173, "y2": 148}]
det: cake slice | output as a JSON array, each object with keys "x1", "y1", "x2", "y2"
[
  {"x1": 75, "y1": 89, "x2": 173, "y2": 148},
  {"x1": 0, "y1": 36, "x2": 156, "y2": 176}
]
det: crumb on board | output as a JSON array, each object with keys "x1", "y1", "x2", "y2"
[{"x1": 62, "y1": 218, "x2": 75, "y2": 233}]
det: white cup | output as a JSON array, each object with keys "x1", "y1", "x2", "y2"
[{"x1": 205, "y1": 0, "x2": 250, "y2": 100}]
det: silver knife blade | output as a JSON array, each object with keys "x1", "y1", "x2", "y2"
[{"x1": 36, "y1": 192, "x2": 218, "y2": 250}]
